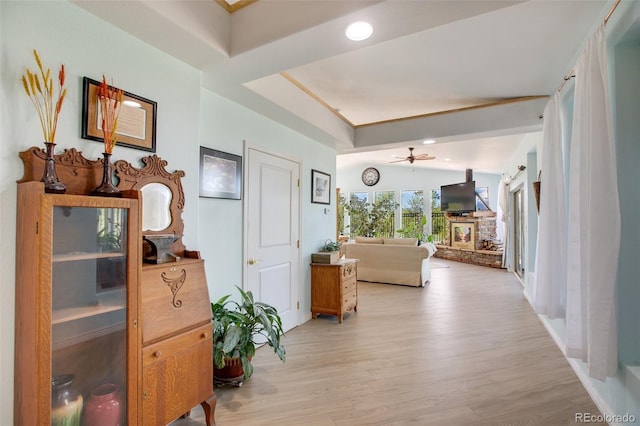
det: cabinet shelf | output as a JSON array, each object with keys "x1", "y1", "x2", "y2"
[
  {"x1": 52, "y1": 302, "x2": 126, "y2": 325},
  {"x1": 52, "y1": 287, "x2": 126, "y2": 325},
  {"x1": 53, "y1": 251, "x2": 126, "y2": 262}
]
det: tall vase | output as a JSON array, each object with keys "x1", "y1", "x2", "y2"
[
  {"x1": 82, "y1": 383, "x2": 123, "y2": 426},
  {"x1": 51, "y1": 374, "x2": 83, "y2": 426},
  {"x1": 92, "y1": 152, "x2": 121, "y2": 197},
  {"x1": 42, "y1": 142, "x2": 66, "y2": 194}
]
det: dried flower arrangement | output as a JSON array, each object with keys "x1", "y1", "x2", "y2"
[
  {"x1": 20, "y1": 49, "x2": 67, "y2": 143},
  {"x1": 97, "y1": 76, "x2": 124, "y2": 154}
]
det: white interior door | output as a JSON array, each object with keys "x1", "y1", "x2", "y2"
[{"x1": 245, "y1": 148, "x2": 300, "y2": 332}]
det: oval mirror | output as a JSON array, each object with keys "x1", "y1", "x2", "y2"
[{"x1": 141, "y1": 183, "x2": 172, "y2": 231}]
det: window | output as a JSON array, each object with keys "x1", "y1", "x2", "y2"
[
  {"x1": 374, "y1": 191, "x2": 396, "y2": 238},
  {"x1": 401, "y1": 190, "x2": 423, "y2": 236},
  {"x1": 345, "y1": 192, "x2": 369, "y2": 237},
  {"x1": 476, "y1": 187, "x2": 489, "y2": 211},
  {"x1": 431, "y1": 189, "x2": 446, "y2": 243}
]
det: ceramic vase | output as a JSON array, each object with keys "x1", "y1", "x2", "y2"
[
  {"x1": 92, "y1": 152, "x2": 121, "y2": 197},
  {"x1": 42, "y1": 142, "x2": 66, "y2": 194},
  {"x1": 51, "y1": 374, "x2": 83, "y2": 426},
  {"x1": 82, "y1": 383, "x2": 123, "y2": 426}
]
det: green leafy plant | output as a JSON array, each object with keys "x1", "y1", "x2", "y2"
[
  {"x1": 212, "y1": 286, "x2": 286, "y2": 380},
  {"x1": 344, "y1": 194, "x2": 398, "y2": 238},
  {"x1": 96, "y1": 224, "x2": 122, "y2": 252},
  {"x1": 397, "y1": 213, "x2": 427, "y2": 240},
  {"x1": 320, "y1": 239, "x2": 340, "y2": 252}
]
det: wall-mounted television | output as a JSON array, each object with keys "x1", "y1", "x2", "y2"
[{"x1": 441, "y1": 181, "x2": 476, "y2": 214}]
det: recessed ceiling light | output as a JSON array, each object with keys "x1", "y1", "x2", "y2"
[
  {"x1": 444, "y1": 158, "x2": 451, "y2": 161},
  {"x1": 423, "y1": 139, "x2": 436, "y2": 145},
  {"x1": 346, "y1": 21, "x2": 373, "y2": 41}
]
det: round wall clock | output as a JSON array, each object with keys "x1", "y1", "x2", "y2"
[{"x1": 361, "y1": 167, "x2": 380, "y2": 186}]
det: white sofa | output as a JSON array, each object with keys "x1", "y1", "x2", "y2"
[{"x1": 342, "y1": 237, "x2": 437, "y2": 287}]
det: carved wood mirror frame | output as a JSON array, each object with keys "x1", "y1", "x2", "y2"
[{"x1": 115, "y1": 155, "x2": 187, "y2": 257}]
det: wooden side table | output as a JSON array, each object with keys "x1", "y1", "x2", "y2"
[{"x1": 311, "y1": 259, "x2": 358, "y2": 323}]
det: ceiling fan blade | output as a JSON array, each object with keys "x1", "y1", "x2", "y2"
[
  {"x1": 389, "y1": 158, "x2": 408, "y2": 163},
  {"x1": 414, "y1": 154, "x2": 436, "y2": 160}
]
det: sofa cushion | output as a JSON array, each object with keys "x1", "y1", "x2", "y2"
[
  {"x1": 383, "y1": 237, "x2": 418, "y2": 246},
  {"x1": 355, "y1": 236, "x2": 384, "y2": 244}
]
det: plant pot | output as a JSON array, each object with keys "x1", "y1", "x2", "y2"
[
  {"x1": 214, "y1": 357, "x2": 245, "y2": 380},
  {"x1": 311, "y1": 251, "x2": 339, "y2": 264}
]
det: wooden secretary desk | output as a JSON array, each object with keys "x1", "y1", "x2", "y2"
[{"x1": 14, "y1": 148, "x2": 215, "y2": 425}]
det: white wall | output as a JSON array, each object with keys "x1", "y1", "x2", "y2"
[{"x1": 0, "y1": 1, "x2": 336, "y2": 421}]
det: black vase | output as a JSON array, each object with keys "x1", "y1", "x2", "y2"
[
  {"x1": 92, "y1": 152, "x2": 121, "y2": 197},
  {"x1": 42, "y1": 142, "x2": 66, "y2": 194}
]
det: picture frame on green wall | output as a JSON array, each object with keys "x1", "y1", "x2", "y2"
[
  {"x1": 81, "y1": 77, "x2": 157, "y2": 152},
  {"x1": 311, "y1": 169, "x2": 331, "y2": 205},
  {"x1": 199, "y1": 146, "x2": 243, "y2": 200}
]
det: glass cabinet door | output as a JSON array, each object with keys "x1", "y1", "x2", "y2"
[{"x1": 50, "y1": 206, "x2": 128, "y2": 425}]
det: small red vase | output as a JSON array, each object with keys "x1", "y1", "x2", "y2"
[{"x1": 82, "y1": 383, "x2": 123, "y2": 426}]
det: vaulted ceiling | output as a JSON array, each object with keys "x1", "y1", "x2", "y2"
[{"x1": 74, "y1": 0, "x2": 612, "y2": 173}]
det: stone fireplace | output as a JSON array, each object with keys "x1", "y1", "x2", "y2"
[{"x1": 434, "y1": 212, "x2": 504, "y2": 268}]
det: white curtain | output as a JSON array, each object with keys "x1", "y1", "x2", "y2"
[
  {"x1": 565, "y1": 24, "x2": 620, "y2": 380},
  {"x1": 533, "y1": 93, "x2": 567, "y2": 318}
]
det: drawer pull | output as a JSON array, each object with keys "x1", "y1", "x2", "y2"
[
  {"x1": 201, "y1": 332, "x2": 208, "y2": 339},
  {"x1": 153, "y1": 350, "x2": 162, "y2": 358}
]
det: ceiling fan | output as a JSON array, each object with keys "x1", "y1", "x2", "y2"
[{"x1": 390, "y1": 147, "x2": 435, "y2": 164}]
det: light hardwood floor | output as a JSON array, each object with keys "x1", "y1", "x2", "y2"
[{"x1": 174, "y1": 259, "x2": 605, "y2": 425}]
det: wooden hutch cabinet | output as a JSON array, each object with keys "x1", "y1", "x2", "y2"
[
  {"x1": 15, "y1": 181, "x2": 142, "y2": 424},
  {"x1": 14, "y1": 148, "x2": 215, "y2": 425}
]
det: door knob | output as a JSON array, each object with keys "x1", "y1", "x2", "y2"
[{"x1": 248, "y1": 258, "x2": 263, "y2": 265}]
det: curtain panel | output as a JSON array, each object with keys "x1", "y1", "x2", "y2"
[
  {"x1": 565, "y1": 24, "x2": 620, "y2": 381},
  {"x1": 533, "y1": 93, "x2": 567, "y2": 319}
]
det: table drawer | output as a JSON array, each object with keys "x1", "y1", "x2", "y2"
[
  {"x1": 341, "y1": 262, "x2": 357, "y2": 280},
  {"x1": 342, "y1": 276, "x2": 357, "y2": 294},
  {"x1": 343, "y1": 289, "x2": 357, "y2": 312}
]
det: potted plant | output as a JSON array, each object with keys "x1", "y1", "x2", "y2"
[
  {"x1": 311, "y1": 239, "x2": 341, "y2": 264},
  {"x1": 397, "y1": 213, "x2": 428, "y2": 242},
  {"x1": 211, "y1": 286, "x2": 286, "y2": 384}
]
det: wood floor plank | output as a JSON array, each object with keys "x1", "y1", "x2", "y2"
[{"x1": 172, "y1": 260, "x2": 604, "y2": 425}]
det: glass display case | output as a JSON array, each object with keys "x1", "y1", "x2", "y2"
[{"x1": 15, "y1": 181, "x2": 140, "y2": 425}]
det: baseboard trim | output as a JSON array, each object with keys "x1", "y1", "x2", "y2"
[{"x1": 536, "y1": 314, "x2": 618, "y2": 423}]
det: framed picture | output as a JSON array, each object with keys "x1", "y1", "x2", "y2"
[
  {"x1": 199, "y1": 147, "x2": 243, "y2": 199},
  {"x1": 311, "y1": 169, "x2": 331, "y2": 204},
  {"x1": 451, "y1": 222, "x2": 475, "y2": 250},
  {"x1": 81, "y1": 77, "x2": 157, "y2": 152}
]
